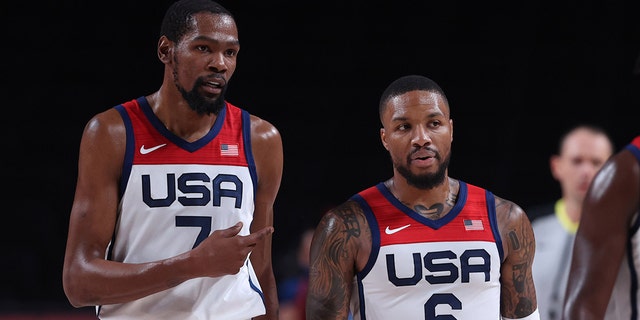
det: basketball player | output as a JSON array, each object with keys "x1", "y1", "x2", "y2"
[
  {"x1": 306, "y1": 75, "x2": 539, "y2": 320},
  {"x1": 563, "y1": 135, "x2": 640, "y2": 319},
  {"x1": 62, "y1": 0, "x2": 283, "y2": 319}
]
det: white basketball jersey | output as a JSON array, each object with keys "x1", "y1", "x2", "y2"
[
  {"x1": 97, "y1": 97, "x2": 266, "y2": 319},
  {"x1": 350, "y1": 182, "x2": 503, "y2": 320}
]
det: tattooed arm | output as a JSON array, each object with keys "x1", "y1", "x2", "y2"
[
  {"x1": 495, "y1": 196, "x2": 539, "y2": 319},
  {"x1": 306, "y1": 201, "x2": 370, "y2": 320}
]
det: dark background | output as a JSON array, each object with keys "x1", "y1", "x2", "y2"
[{"x1": 2, "y1": 0, "x2": 638, "y2": 314}]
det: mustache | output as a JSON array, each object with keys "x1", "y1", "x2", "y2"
[
  {"x1": 202, "y1": 74, "x2": 226, "y2": 86},
  {"x1": 410, "y1": 146, "x2": 440, "y2": 159}
]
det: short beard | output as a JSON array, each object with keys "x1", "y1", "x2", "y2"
[
  {"x1": 394, "y1": 151, "x2": 450, "y2": 190},
  {"x1": 172, "y1": 65, "x2": 226, "y2": 116}
]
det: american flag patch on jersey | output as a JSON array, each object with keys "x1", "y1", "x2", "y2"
[
  {"x1": 464, "y1": 219, "x2": 484, "y2": 231},
  {"x1": 220, "y1": 143, "x2": 239, "y2": 156}
]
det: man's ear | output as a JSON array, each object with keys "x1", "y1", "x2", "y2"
[
  {"x1": 380, "y1": 128, "x2": 389, "y2": 151},
  {"x1": 550, "y1": 154, "x2": 561, "y2": 181},
  {"x1": 157, "y1": 36, "x2": 172, "y2": 63}
]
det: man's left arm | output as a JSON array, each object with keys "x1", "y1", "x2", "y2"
[
  {"x1": 250, "y1": 116, "x2": 284, "y2": 320},
  {"x1": 496, "y1": 197, "x2": 540, "y2": 320}
]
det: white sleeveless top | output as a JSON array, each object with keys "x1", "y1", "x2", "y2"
[{"x1": 98, "y1": 97, "x2": 266, "y2": 319}]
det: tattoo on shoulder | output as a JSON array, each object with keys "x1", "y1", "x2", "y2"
[
  {"x1": 334, "y1": 201, "x2": 362, "y2": 241},
  {"x1": 508, "y1": 231, "x2": 520, "y2": 250}
]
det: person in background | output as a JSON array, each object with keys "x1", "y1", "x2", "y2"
[
  {"x1": 306, "y1": 74, "x2": 539, "y2": 320},
  {"x1": 278, "y1": 228, "x2": 315, "y2": 320},
  {"x1": 62, "y1": 0, "x2": 283, "y2": 319},
  {"x1": 563, "y1": 135, "x2": 640, "y2": 319},
  {"x1": 530, "y1": 124, "x2": 614, "y2": 319}
]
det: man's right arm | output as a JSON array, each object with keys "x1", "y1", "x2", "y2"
[
  {"x1": 306, "y1": 201, "x2": 365, "y2": 320},
  {"x1": 62, "y1": 109, "x2": 189, "y2": 306}
]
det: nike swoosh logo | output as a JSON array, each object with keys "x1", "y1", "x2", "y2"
[
  {"x1": 385, "y1": 224, "x2": 411, "y2": 235},
  {"x1": 140, "y1": 143, "x2": 167, "y2": 155}
]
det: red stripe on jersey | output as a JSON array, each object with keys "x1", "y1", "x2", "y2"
[
  {"x1": 359, "y1": 183, "x2": 496, "y2": 246},
  {"x1": 122, "y1": 99, "x2": 248, "y2": 167}
]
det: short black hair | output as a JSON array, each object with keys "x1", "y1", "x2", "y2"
[
  {"x1": 160, "y1": 0, "x2": 234, "y2": 43},
  {"x1": 379, "y1": 75, "x2": 449, "y2": 118}
]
